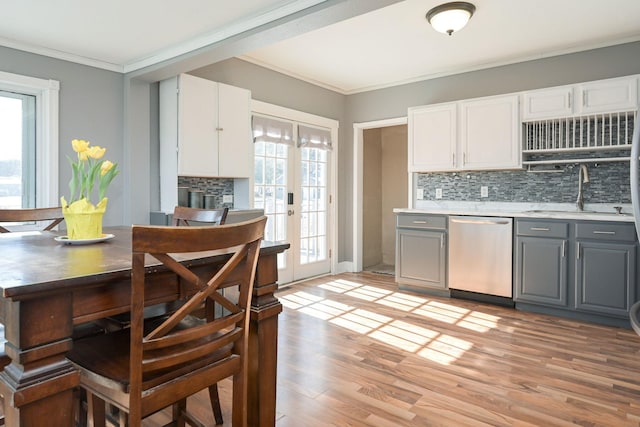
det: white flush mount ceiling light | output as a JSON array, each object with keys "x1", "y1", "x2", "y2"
[{"x1": 426, "y1": 2, "x2": 476, "y2": 36}]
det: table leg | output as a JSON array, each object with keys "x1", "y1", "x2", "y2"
[
  {"x1": 247, "y1": 253, "x2": 283, "y2": 427},
  {"x1": 0, "y1": 293, "x2": 80, "y2": 426}
]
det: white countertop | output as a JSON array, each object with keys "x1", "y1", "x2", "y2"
[{"x1": 394, "y1": 201, "x2": 635, "y2": 222}]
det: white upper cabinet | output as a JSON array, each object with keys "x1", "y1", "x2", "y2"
[
  {"x1": 522, "y1": 87, "x2": 573, "y2": 121},
  {"x1": 522, "y1": 75, "x2": 638, "y2": 121},
  {"x1": 408, "y1": 95, "x2": 520, "y2": 172},
  {"x1": 163, "y1": 73, "x2": 251, "y2": 178},
  {"x1": 408, "y1": 103, "x2": 457, "y2": 172},
  {"x1": 159, "y1": 74, "x2": 251, "y2": 212},
  {"x1": 460, "y1": 94, "x2": 521, "y2": 170},
  {"x1": 577, "y1": 76, "x2": 638, "y2": 114}
]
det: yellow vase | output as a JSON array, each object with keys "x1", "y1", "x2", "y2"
[{"x1": 61, "y1": 197, "x2": 108, "y2": 240}]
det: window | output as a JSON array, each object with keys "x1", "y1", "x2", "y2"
[
  {"x1": 0, "y1": 91, "x2": 35, "y2": 208},
  {"x1": 0, "y1": 71, "x2": 59, "y2": 211}
]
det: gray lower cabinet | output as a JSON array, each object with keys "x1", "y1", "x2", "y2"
[
  {"x1": 575, "y1": 222, "x2": 637, "y2": 317},
  {"x1": 515, "y1": 236, "x2": 568, "y2": 306},
  {"x1": 515, "y1": 218, "x2": 638, "y2": 324},
  {"x1": 515, "y1": 220, "x2": 569, "y2": 306},
  {"x1": 396, "y1": 214, "x2": 447, "y2": 292}
]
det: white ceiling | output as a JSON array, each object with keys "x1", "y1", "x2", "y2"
[{"x1": 2, "y1": 0, "x2": 640, "y2": 94}]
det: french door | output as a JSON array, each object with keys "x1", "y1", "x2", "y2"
[{"x1": 254, "y1": 127, "x2": 331, "y2": 284}]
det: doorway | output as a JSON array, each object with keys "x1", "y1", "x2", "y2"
[{"x1": 353, "y1": 117, "x2": 408, "y2": 274}]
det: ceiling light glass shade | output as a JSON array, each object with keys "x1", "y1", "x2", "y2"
[{"x1": 426, "y1": 2, "x2": 476, "y2": 35}]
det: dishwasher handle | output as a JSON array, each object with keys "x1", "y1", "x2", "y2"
[{"x1": 450, "y1": 217, "x2": 511, "y2": 226}]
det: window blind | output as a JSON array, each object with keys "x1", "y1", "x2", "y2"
[
  {"x1": 298, "y1": 124, "x2": 332, "y2": 150},
  {"x1": 252, "y1": 115, "x2": 294, "y2": 145}
]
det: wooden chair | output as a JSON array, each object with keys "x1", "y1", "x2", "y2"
[
  {"x1": 67, "y1": 216, "x2": 267, "y2": 427},
  {"x1": 173, "y1": 204, "x2": 230, "y2": 425},
  {"x1": 0, "y1": 207, "x2": 64, "y2": 233},
  {"x1": 172, "y1": 205, "x2": 229, "y2": 226}
]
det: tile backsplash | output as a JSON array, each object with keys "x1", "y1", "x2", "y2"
[
  {"x1": 416, "y1": 160, "x2": 629, "y2": 204},
  {"x1": 178, "y1": 176, "x2": 235, "y2": 208}
]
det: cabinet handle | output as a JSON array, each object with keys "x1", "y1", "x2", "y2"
[
  {"x1": 216, "y1": 127, "x2": 224, "y2": 131},
  {"x1": 583, "y1": 90, "x2": 587, "y2": 107},
  {"x1": 530, "y1": 227, "x2": 550, "y2": 231},
  {"x1": 440, "y1": 234, "x2": 444, "y2": 248},
  {"x1": 576, "y1": 242, "x2": 580, "y2": 259},
  {"x1": 452, "y1": 152, "x2": 455, "y2": 166},
  {"x1": 561, "y1": 240, "x2": 566, "y2": 258},
  {"x1": 568, "y1": 93, "x2": 571, "y2": 109},
  {"x1": 593, "y1": 230, "x2": 616, "y2": 235},
  {"x1": 412, "y1": 220, "x2": 428, "y2": 224},
  {"x1": 463, "y1": 152, "x2": 466, "y2": 165}
]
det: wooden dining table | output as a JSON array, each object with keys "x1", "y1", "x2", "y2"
[{"x1": 0, "y1": 226, "x2": 289, "y2": 426}]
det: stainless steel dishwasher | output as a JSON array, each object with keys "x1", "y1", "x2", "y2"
[{"x1": 448, "y1": 216, "x2": 513, "y2": 301}]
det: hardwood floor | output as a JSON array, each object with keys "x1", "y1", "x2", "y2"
[{"x1": 149, "y1": 272, "x2": 640, "y2": 426}]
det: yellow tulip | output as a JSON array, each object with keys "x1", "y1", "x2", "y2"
[
  {"x1": 100, "y1": 160, "x2": 114, "y2": 176},
  {"x1": 88, "y1": 146, "x2": 106, "y2": 159},
  {"x1": 67, "y1": 138, "x2": 119, "y2": 207},
  {"x1": 72, "y1": 139, "x2": 90, "y2": 153}
]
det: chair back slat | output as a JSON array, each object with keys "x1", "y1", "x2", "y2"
[
  {"x1": 132, "y1": 220, "x2": 264, "y2": 253},
  {"x1": 131, "y1": 216, "x2": 266, "y2": 394},
  {"x1": 172, "y1": 206, "x2": 228, "y2": 226},
  {"x1": 0, "y1": 207, "x2": 64, "y2": 232},
  {"x1": 144, "y1": 312, "x2": 242, "y2": 351},
  {"x1": 143, "y1": 327, "x2": 243, "y2": 373}
]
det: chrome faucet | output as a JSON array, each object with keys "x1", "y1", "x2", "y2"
[{"x1": 576, "y1": 164, "x2": 590, "y2": 211}]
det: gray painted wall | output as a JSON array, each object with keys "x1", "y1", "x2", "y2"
[{"x1": 0, "y1": 46, "x2": 125, "y2": 226}]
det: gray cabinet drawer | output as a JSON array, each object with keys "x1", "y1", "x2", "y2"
[
  {"x1": 397, "y1": 214, "x2": 447, "y2": 230},
  {"x1": 576, "y1": 222, "x2": 637, "y2": 242},
  {"x1": 516, "y1": 220, "x2": 568, "y2": 238}
]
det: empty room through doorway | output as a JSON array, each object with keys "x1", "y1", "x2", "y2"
[{"x1": 362, "y1": 124, "x2": 408, "y2": 276}]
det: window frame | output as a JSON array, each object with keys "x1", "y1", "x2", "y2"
[{"x1": 0, "y1": 71, "x2": 59, "y2": 208}]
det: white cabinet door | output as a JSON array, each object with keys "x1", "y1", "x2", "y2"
[
  {"x1": 577, "y1": 76, "x2": 638, "y2": 114},
  {"x1": 522, "y1": 87, "x2": 573, "y2": 121},
  {"x1": 177, "y1": 76, "x2": 252, "y2": 178},
  {"x1": 177, "y1": 74, "x2": 219, "y2": 177},
  {"x1": 460, "y1": 94, "x2": 520, "y2": 170},
  {"x1": 217, "y1": 82, "x2": 251, "y2": 177},
  {"x1": 408, "y1": 103, "x2": 457, "y2": 172}
]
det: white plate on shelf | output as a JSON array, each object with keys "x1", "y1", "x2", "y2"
[{"x1": 54, "y1": 234, "x2": 115, "y2": 245}]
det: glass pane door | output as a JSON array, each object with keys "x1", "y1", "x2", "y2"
[
  {"x1": 254, "y1": 139, "x2": 294, "y2": 283},
  {"x1": 296, "y1": 146, "x2": 330, "y2": 278},
  {"x1": 254, "y1": 137, "x2": 331, "y2": 284}
]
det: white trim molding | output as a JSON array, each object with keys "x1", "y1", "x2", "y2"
[{"x1": 353, "y1": 116, "x2": 407, "y2": 273}]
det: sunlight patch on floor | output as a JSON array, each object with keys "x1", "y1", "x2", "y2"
[
  {"x1": 458, "y1": 311, "x2": 500, "y2": 332},
  {"x1": 280, "y1": 278, "x2": 499, "y2": 365},
  {"x1": 368, "y1": 329, "x2": 423, "y2": 352}
]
